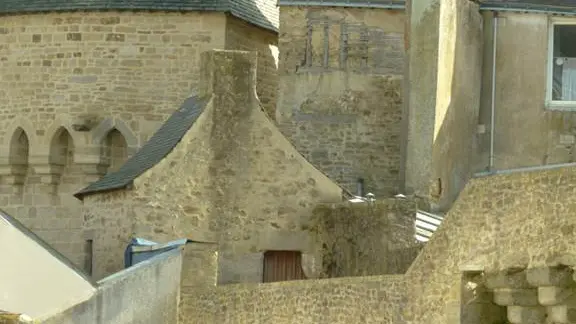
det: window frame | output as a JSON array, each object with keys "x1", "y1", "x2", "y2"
[{"x1": 547, "y1": 17, "x2": 576, "y2": 109}]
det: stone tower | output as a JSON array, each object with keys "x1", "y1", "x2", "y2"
[{"x1": 0, "y1": 0, "x2": 279, "y2": 273}]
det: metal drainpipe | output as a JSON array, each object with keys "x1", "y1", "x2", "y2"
[
  {"x1": 489, "y1": 12, "x2": 499, "y2": 171},
  {"x1": 356, "y1": 178, "x2": 365, "y2": 197}
]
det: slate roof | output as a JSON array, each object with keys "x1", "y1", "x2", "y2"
[
  {"x1": 75, "y1": 96, "x2": 208, "y2": 199},
  {"x1": 0, "y1": 0, "x2": 278, "y2": 32}
]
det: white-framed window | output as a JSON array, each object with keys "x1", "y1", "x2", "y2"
[{"x1": 547, "y1": 18, "x2": 576, "y2": 107}]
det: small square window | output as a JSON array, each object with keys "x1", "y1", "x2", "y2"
[{"x1": 549, "y1": 23, "x2": 576, "y2": 104}]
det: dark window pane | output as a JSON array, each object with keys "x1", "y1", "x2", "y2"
[{"x1": 552, "y1": 25, "x2": 576, "y2": 101}]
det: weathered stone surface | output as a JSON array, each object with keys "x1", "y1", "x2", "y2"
[
  {"x1": 538, "y1": 286, "x2": 575, "y2": 306},
  {"x1": 405, "y1": 166, "x2": 576, "y2": 323},
  {"x1": 307, "y1": 199, "x2": 418, "y2": 277},
  {"x1": 507, "y1": 305, "x2": 546, "y2": 324},
  {"x1": 83, "y1": 50, "x2": 342, "y2": 280},
  {"x1": 225, "y1": 16, "x2": 278, "y2": 118},
  {"x1": 180, "y1": 275, "x2": 406, "y2": 324},
  {"x1": 485, "y1": 270, "x2": 531, "y2": 289},
  {"x1": 526, "y1": 266, "x2": 574, "y2": 287},
  {"x1": 276, "y1": 6, "x2": 405, "y2": 197},
  {"x1": 493, "y1": 288, "x2": 539, "y2": 306},
  {"x1": 0, "y1": 11, "x2": 278, "y2": 272}
]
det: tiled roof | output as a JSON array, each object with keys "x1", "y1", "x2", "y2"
[
  {"x1": 0, "y1": 0, "x2": 278, "y2": 32},
  {"x1": 75, "y1": 96, "x2": 208, "y2": 199}
]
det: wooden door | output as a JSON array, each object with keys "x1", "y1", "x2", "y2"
[{"x1": 262, "y1": 251, "x2": 307, "y2": 283}]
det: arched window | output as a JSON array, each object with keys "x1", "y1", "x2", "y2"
[
  {"x1": 8, "y1": 127, "x2": 30, "y2": 184},
  {"x1": 102, "y1": 128, "x2": 127, "y2": 173},
  {"x1": 49, "y1": 127, "x2": 74, "y2": 171}
]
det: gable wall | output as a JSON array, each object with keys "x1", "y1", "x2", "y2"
[{"x1": 276, "y1": 6, "x2": 406, "y2": 197}]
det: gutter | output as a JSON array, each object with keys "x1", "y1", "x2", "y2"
[
  {"x1": 488, "y1": 12, "x2": 498, "y2": 170},
  {"x1": 276, "y1": 1, "x2": 576, "y2": 15},
  {"x1": 474, "y1": 162, "x2": 576, "y2": 178},
  {"x1": 479, "y1": 4, "x2": 576, "y2": 16},
  {"x1": 277, "y1": 0, "x2": 405, "y2": 9}
]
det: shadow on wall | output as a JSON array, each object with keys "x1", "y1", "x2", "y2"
[
  {"x1": 306, "y1": 199, "x2": 420, "y2": 278},
  {"x1": 181, "y1": 274, "x2": 407, "y2": 324}
]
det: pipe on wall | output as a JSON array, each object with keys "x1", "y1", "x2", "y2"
[
  {"x1": 474, "y1": 162, "x2": 576, "y2": 178},
  {"x1": 489, "y1": 12, "x2": 499, "y2": 171}
]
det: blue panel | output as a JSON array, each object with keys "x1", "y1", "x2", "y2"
[{"x1": 124, "y1": 237, "x2": 190, "y2": 268}]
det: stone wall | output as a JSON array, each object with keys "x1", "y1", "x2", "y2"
[
  {"x1": 180, "y1": 275, "x2": 406, "y2": 324},
  {"x1": 307, "y1": 199, "x2": 417, "y2": 277},
  {"x1": 225, "y1": 15, "x2": 279, "y2": 118},
  {"x1": 82, "y1": 189, "x2": 137, "y2": 279},
  {"x1": 405, "y1": 165, "x2": 576, "y2": 323},
  {"x1": 42, "y1": 248, "x2": 182, "y2": 324},
  {"x1": 276, "y1": 6, "x2": 405, "y2": 197},
  {"x1": 82, "y1": 50, "x2": 343, "y2": 281}
]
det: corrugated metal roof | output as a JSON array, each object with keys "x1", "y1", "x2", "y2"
[
  {"x1": 479, "y1": 0, "x2": 576, "y2": 14},
  {"x1": 0, "y1": 0, "x2": 279, "y2": 32},
  {"x1": 415, "y1": 210, "x2": 443, "y2": 242},
  {"x1": 480, "y1": 0, "x2": 576, "y2": 7},
  {"x1": 75, "y1": 96, "x2": 209, "y2": 199}
]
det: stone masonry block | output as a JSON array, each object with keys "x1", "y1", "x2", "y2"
[
  {"x1": 547, "y1": 304, "x2": 571, "y2": 323},
  {"x1": 199, "y1": 49, "x2": 257, "y2": 104},
  {"x1": 493, "y1": 288, "x2": 539, "y2": 307},
  {"x1": 485, "y1": 270, "x2": 531, "y2": 289},
  {"x1": 526, "y1": 266, "x2": 574, "y2": 287},
  {"x1": 547, "y1": 294, "x2": 576, "y2": 323},
  {"x1": 538, "y1": 286, "x2": 575, "y2": 306},
  {"x1": 507, "y1": 305, "x2": 546, "y2": 324}
]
